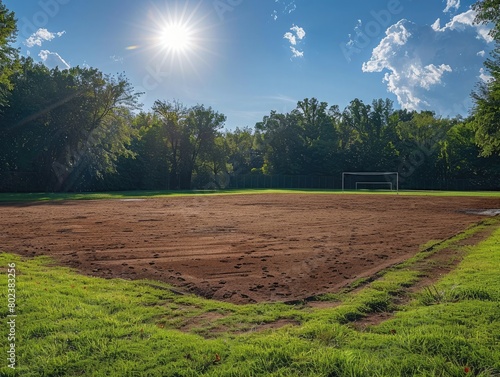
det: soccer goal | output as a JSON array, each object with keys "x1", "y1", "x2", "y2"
[{"x1": 342, "y1": 172, "x2": 399, "y2": 192}]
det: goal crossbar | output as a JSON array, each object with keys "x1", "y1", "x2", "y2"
[{"x1": 342, "y1": 172, "x2": 399, "y2": 192}]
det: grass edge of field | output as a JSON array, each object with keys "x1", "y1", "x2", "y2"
[
  {"x1": 0, "y1": 218, "x2": 499, "y2": 376},
  {"x1": 1, "y1": 188, "x2": 500, "y2": 203}
]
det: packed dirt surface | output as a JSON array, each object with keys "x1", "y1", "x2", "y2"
[{"x1": 1, "y1": 194, "x2": 499, "y2": 304}]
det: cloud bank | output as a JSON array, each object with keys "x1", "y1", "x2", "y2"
[{"x1": 362, "y1": 10, "x2": 493, "y2": 116}]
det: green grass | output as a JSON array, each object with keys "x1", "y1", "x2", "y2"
[
  {"x1": 1, "y1": 219, "x2": 499, "y2": 376},
  {"x1": 1, "y1": 188, "x2": 500, "y2": 202}
]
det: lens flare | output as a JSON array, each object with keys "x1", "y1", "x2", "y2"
[
  {"x1": 161, "y1": 23, "x2": 193, "y2": 53},
  {"x1": 131, "y1": 1, "x2": 218, "y2": 81}
]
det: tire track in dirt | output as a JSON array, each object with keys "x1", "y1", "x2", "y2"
[{"x1": 351, "y1": 221, "x2": 497, "y2": 330}]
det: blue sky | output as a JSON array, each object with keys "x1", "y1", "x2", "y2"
[{"x1": 4, "y1": 0, "x2": 493, "y2": 129}]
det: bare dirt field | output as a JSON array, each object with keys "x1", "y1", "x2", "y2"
[{"x1": 1, "y1": 193, "x2": 499, "y2": 304}]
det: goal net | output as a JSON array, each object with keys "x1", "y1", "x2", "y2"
[{"x1": 342, "y1": 172, "x2": 399, "y2": 192}]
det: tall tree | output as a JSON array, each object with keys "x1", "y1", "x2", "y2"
[
  {"x1": 295, "y1": 98, "x2": 339, "y2": 174},
  {"x1": 296, "y1": 98, "x2": 330, "y2": 142},
  {"x1": 255, "y1": 110, "x2": 304, "y2": 174},
  {"x1": 182, "y1": 105, "x2": 226, "y2": 188},
  {"x1": 472, "y1": 0, "x2": 500, "y2": 156},
  {"x1": 395, "y1": 111, "x2": 452, "y2": 187},
  {"x1": 0, "y1": 0, "x2": 19, "y2": 108},
  {"x1": 471, "y1": 79, "x2": 500, "y2": 156},
  {"x1": 225, "y1": 127, "x2": 260, "y2": 175},
  {"x1": 0, "y1": 59, "x2": 141, "y2": 191},
  {"x1": 152, "y1": 100, "x2": 187, "y2": 189},
  {"x1": 339, "y1": 99, "x2": 373, "y2": 170},
  {"x1": 132, "y1": 112, "x2": 170, "y2": 189},
  {"x1": 196, "y1": 134, "x2": 230, "y2": 189},
  {"x1": 153, "y1": 100, "x2": 225, "y2": 189}
]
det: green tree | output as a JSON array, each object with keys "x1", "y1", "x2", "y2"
[
  {"x1": 0, "y1": 59, "x2": 141, "y2": 191},
  {"x1": 295, "y1": 98, "x2": 339, "y2": 175},
  {"x1": 472, "y1": 0, "x2": 500, "y2": 156},
  {"x1": 255, "y1": 110, "x2": 304, "y2": 175},
  {"x1": 338, "y1": 98, "x2": 397, "y2": 171},
  {"x1": 473, "y1": 0, "x2": 500, "y2": 41},
  {"x1": 0, "y1": 1, "x2": 18, "y2": 106},
  {"x1": 135, "y1": 112, "x2": 170, "y2": 189},
  {"x1": 106, "y1": 112, "x2": 169, "y2": 191},
  {"x1": 153, "y1": 100, "x2": 226, "y2": 189},
  {"x1": 225, "y1": 127, "x2": 260, "y2": 176},
  {"x1": 471, "y1": 81, "x2": 500, "y2": 156},
  {"x1": 395, "y1": 111, "x2": 452, "y2": 188},
  {"x1": 196, "y1": 134, "x2": 230, "y2": 189},
  {"x1": 152, "y1": 100, "x2": 188, "y2": 189},
  {"x1": 182, "y1": 104, "x2": 226, "y2": 188}
]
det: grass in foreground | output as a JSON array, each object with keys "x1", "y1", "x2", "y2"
[
  {"x1": 1, "y1": 188, "x2": 500, "y2": 203},
  {"x1": 0, "y1": 221, "x2": 499, "y2": 376}
]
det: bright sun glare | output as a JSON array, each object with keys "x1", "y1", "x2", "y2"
[
  {"x1": 141, "y1": 2, "x2": 214, "y2": 77},
  {"x1": 161, "y1": 23, "x2": 193, "y2": 53}
]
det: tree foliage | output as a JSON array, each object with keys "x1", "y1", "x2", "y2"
[
  {"x1": 0, "y1": 0, "x2": 19, "y2": 107},
  {"x1": 0, "y1": 58, "x2": 141, "y2": 191},
  {"x1": 0, "y1": 1, "x2": 499, "y2": 192},
  {"x1": 152, "y1": 100, "x2": 225, "y2": 189},
  {"x1": 472, "y1": 0, "x2": 500, "y2": 156}
]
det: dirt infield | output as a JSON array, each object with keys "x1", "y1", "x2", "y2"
[{"x1": 1, "y1": 193, "x2": 499, "y2": 303}]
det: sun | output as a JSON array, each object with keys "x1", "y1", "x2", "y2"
[
  {"x1": 135, "y1": 1, "x2": 217, "y2": 78},
  {"x1": 161, "y1": 22, "x2": 193, "y2": 53}
]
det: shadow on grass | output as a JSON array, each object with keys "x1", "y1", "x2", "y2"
[
  {"x1": 1, "y1": 188, "x2": 500, "y2": 205},
  {"x1": 0, "y1": 190, "x2": 224, "y2": 205}
]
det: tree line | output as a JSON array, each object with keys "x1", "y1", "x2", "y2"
[{"x1": 1, "y1": 0, "x2": 500, "y2": 192}]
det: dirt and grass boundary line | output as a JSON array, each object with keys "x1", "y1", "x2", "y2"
[{"x1": 1, "y1": 188, "x2": 500, "y2": 203}]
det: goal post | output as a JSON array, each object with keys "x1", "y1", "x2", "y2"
[{"x1": 342, "y1": 172, "x2": 399, "y2": 192}]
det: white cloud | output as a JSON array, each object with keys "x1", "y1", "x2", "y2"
[
  {"x1": 411, "y1": 63, "x2": 453, "y2": 90},
  {"x1": 432, "y1": 18, "x2": 441, "y2": 31},
  {"x1": 479, "y1": 67, "x2": 494, "y2": 83},
  {"x1": 361, "y1": 21, "x2": 410, "y2": 73},
  {"x1": 38, "y1": 50, "x2": 70, "y2": 70},
  {"x1": 291, "y1": 25, "x2": 305, "y2": 40},
  {"x1": 25, "y1": 28, "x2": 65, "y2": 48},
  {"x1": 284, "y1": 32, "x2": 297, "y2": 45},
  {"x1": 263, "y1": 94, "x2": 298, "y2": 105},
  {"x1": 447, "y1": 8, "x2": 474, "y2": 26},
  {"x1": 290, "y1": 46, "x2": 304, "y2": 58},
  {"x1": 284, "y1": 25, "x2": 305, "y2": 46},
  {"x1": 283, "y1": 24, "x2": 305, "y2": 59},
  {"x1": 443, "y1": 0, "x2": 460, "y2": 13},
  {"x1": 110, "y1": 55, "x2": 124, "y2": 63},
  {"x1": 435, "y1": 9, "x2": 493, "y2": 42},
  {"x1": 272, "y1": 0, "x2": 297, "y2": 21},
  {"x1": 362, "y1": 14, "x2": 493, "y2": 116}
]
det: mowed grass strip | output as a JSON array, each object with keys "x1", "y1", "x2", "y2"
[
  {"x1": 1, "y1": 188, "x2": 500, "y2": 203},
  {"x1": 0, "y1": 221, "x2": 499, "y2": 376}
]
